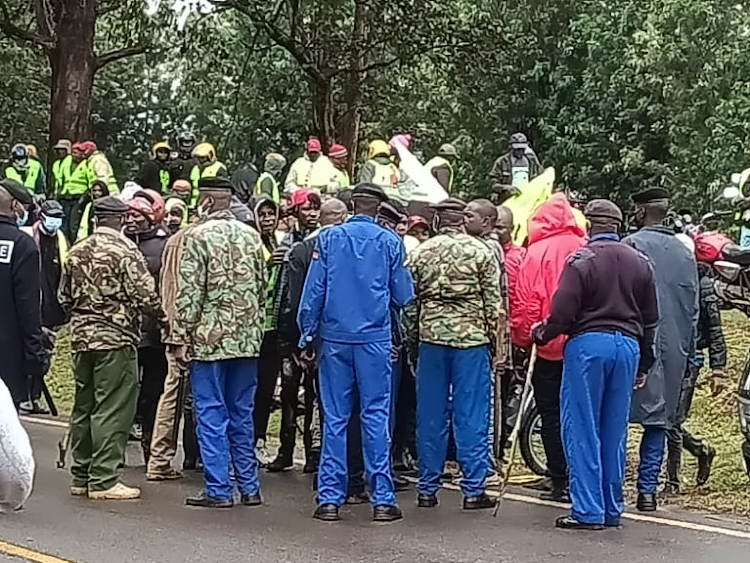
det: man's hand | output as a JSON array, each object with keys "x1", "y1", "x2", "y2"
[
  {"x1": 492, "y1": 357, "x2": 506, "y2": 377},
  {"x1": 634, "y1": 372, "x2": 648, "y2": 390},
  {"x1": 167, "y1": 344, "x2": 190, "y2": 370},
  {"x1": 272, "y1": 246, "x2": 288, "y2": 266},
  {"x1": 299, "y1": 346, "x2": 316, "y2": 370},
  {"x1": 531, "y1": 321, "x2": 546, "y2": 345},
  {"x1": 709, "y1": 369, "x2": 729, "y2": 397}
]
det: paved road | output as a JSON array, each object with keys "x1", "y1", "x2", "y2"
[{"x1": 3, "y1": 421, "x2": 750, "y2": 563}]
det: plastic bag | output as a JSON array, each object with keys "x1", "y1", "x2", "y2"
[{"x1": 0, "y1": 379, "x2": 35, "y2": 512}]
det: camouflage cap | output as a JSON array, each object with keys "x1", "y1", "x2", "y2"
[
  {"x1": 0, "y1": 178, "x2": 32, "y2": 206},
  {"x1": 93, "y1": 196, "x2": 129, "y2": 216}
]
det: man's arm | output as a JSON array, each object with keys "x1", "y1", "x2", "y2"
[
  {"x1": 12, "y1": 239, "x2": 45, "y2": 378},
  {"x1": 297, "y1": 234, "x2": 328, "y2": 348},
  {"x1": 287, "y1": 241, "x2": 312, "y2": 315},
  {"x1": 536, "y1": 260, "x2": 584, "y2": 344},
  {"x1": 358, "y1": 161, "x2": 375, "y2": 184},
  {"x1": 510, "y1": 253, "x2": 539, "y2": 349},
  {"x1": 432, "y1": 165, "x2": 452, "y2": 192},
  {"x1": 389, "y1": 239, "x2": 415, "y2": 309},
  {"x1": 479, "y1": 248, "x2": 502, "y2": 348},
  {"x1": 122, "y1": 243, "x2": 162, "y2": 317},
  {"x1": 259, "y1": 177, "x2": 275, "y2": 199},
  {"x1": 171, "y1": 233, "x2": 208, "y2": 345},
  {"x1": 637, "y1": 263, "x2": 659, "y2": 375},
  {"x1": 284, "y1": 163, "x2": 299, "y2": 194},
  {"x1": 530, "y1": 153, "x2": 544, "y2": 178},
  {"x1": 701, "y1": 277, "x2": 727, "y2": 370}
]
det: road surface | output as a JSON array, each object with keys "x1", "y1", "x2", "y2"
[{"x1": 2, "y1": 419, "x2": 750, "y2": 563}]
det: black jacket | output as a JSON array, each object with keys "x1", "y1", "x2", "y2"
[
  {"x1": 696, "y1": 265, "x2": 727, "y2": 369},
  {"x1": 132, "y1": 228, "x2": 168, "y2": 349},
  {"x1": 275, "y1": 227, "x2": 318, "y2": 347},
  {"x1": 169, "y1": 155, "x2": 198, "y2": 183},
  {"x1": 135, "y1": 160, "x2": 170, "y2": 193},
  {"x1": 0, "y1": 216, "x2": 46, "y2": 404},
  {"x1": 232, "y1": 165, "x2": 259, "y2": 204}
]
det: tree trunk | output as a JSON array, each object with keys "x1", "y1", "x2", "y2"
[
  {"x1": 47, "y1": 0, "x2": 97, "y2": 144},
  {"x1": 311, "y1": 78, "x2": 335, "y2": 150}
]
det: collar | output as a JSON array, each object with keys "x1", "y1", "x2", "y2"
[
  {"x1": 96, "y1": 226, "x2": 126, "y2": 238},
  {"x1": 590, "y1": 233, "x2": 620, "y2": 242},
  {"x1": 437, "y1": 226, "x2": 464, "y2": 235},
  {"x1": 348, "y1": 215, "x2": 376, "y2": 224},
  {"x1": 0, "y1": 215, "x2": 16, "y2": 227},
  {"x1": 205, "y1": 210, "x2": 234, "y2": 221},
  {"x1": 641, "y1": 225, "x2": 675, "y2": 236}
]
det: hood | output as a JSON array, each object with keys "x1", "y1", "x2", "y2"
[
  {"x1": 527, "y1": 193, "x2": 586, "y2": 245},
  {"x1": 229, "y1": 196, "x2": 254, "y2": 225},
  {"x1": 252, "y1": 195, "x2": 279, "y2": 225}
]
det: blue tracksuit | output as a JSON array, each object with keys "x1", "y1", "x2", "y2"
[
  {"x1": 298, "y1": 215, "x2": 414, "y2": 507},
  {"x1": 191, "y1": 358, "x2": 259, "y2": 500}
]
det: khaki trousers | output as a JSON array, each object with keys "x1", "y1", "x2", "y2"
[{"x1": 147, "y1": 350, "x2": 188, "y2": 474}]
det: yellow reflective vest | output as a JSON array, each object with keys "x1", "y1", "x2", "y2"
[
  {"x1": 254, "y1": 172, "x2": 280, "y2": 203},
  {"x1": 60, "y1": 160, "x2": 90, "y2": 197},
  {"x1": 5, "y1": 160, "x2": 42, "y2": 195},
  {"x1": 189, "y1": 161, "x2": 226, "y2": 207},
  {"x1": 52, "y1": 155, "x2": 73, "y2": 196},
  {"x1": 87, "y1": 152, "x2": 119, "y2": 195}
]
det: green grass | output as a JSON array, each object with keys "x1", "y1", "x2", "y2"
[{"x1": 48, "y1": 312, "x2": 750, "y2": 514}]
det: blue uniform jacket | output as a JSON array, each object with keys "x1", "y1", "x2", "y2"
[{"x1": 297, "y1": 215, "x2": 414, "y2": 346}]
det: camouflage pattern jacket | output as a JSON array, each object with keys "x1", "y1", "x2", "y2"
[
  {"x1": 58, "y1": 226, "x2": 161, "y2": 352},
  {"x1": 171, "y1": 210, "x2": 267, "y2": 360},
  {"x1": 406, "y1": 227, "x2": 502, "y2": 349}
]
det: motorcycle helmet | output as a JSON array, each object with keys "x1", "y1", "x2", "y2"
[
  {"x1": 10, "y1": 143, "x2": 28, "y2": 163},
  {"x1": 142, "y1": 189, "x2": 165, "y2": 224},
  {"x1": 151, "y1": 141, "x2": 171, "y2": 160},
  {"x1": 192, "y1": 142, "x2": 216, "y2": 163},
  {"x1": 176, "y1": 131, "x2": 196, "y2": 154},
  {"x1": 368, "y1": 139, "x2": 391, "y2": 159}
]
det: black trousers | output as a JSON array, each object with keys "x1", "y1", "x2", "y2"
[
  {"x1": 278, "y1": 355, "x2": 316, "y2": 460},
  {"x1": 137, "y1": 347, "x2": 168, "y2": 463},
  {"x1": 254, "y1": 331, "x2": 281, "y2": 443},
  {"x1": 393, "y1": 356, "x2": 417, "y2": 468},
  {"x1": 59, "y1": 197, "x2": 83, "y2": 243},
  {"x1": 532, "y1": 358, "x2": 567, "y2": 488}
]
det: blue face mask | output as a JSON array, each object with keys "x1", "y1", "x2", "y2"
[
  {"x1": 42, "y1": 216, "x2": 63, "y2": 234},
  {"x1": 15, "y1": 208, "x2": 28, "y2": 228}
]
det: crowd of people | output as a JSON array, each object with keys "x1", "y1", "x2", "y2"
[{"x1": 0, "y1": 129, "x2": 731, "y2": 530}]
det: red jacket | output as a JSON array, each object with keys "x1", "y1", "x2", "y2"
[
  {"x1": 502, "y1": 241, "x2": 526, "y2": 306},
  {"x1": 511, "y1": 194, "x2": 586, "y2": 360}
]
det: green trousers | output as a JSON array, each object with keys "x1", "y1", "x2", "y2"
[{"x1": 70, "y1": 346, "x2": 138, "y2": 491}]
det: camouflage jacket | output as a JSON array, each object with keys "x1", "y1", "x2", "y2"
[
  {"x1": 406, "y1": 227, "x2": 501, "y2": 349},
  {"x1": 58, "y1": 226, "x2": 161, "y2": 352},
  {"x1": 171, "y1": 210, "x2": 267, "y2": 360}
]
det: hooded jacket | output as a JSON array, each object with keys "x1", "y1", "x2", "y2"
[
  {"x1": 511, "y1": 194, "x2": 586, "y2": 360},
  {"x1": 253, "y1": 197, "x2": 281, "y2": 332},
  {"x1": 130, "y1": 227, "x2": 168, "y2": 349}
]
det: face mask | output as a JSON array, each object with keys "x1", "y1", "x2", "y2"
[
  {"x1": 15, "y1": 205, "x2": 28, "y2": 227},
  {"x1": 42, "y1": 216, "x2": 63, "y2": 234}
]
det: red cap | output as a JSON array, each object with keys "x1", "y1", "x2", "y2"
[
  {"x1": 79, "y1": 141, "x2": 98, "y2": 156},
  {"x1": 306, "y1": 137, "x2": 322, "y2": 153},
  {"x1": 289, "y1": 188, "x2": 321, "y2": 208},
  {"x1": 329, "y1": 144, "x2": 348, "y2": 158},
  {"x1": 408, "y1": 215, "x2": 429, "y2": 230}
]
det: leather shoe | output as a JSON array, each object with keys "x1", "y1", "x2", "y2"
[
  {"x1": 266, "y1": 456, "x2": 293, "y2": 473},
  {"x1": 313, "y1": 503, "x2": 340, "y2": 522},
  {"x1": 303, "y1": 451, "x2": 320, "y2": 474},
  {"x1": 540, "y1": 487, "x2": 571, "y2": 504},
  {"x1": 637, "y1": 493, "x2": 657, "y2": 512},
  {"x1": 185, "y1": 491, "x2": 233, "y2": 508},
  {"x1": 417, "y1": 494, "x2": 438, "y2": 508},
  {"x1": 345, "y1": 492, "x2": 370, "y2": 505},
  {"x1": 393, "y1": 474, "x2": 411, "y2": 492},
  {"x1": 241, "y1": 493, "x2": 262, "y2": 506},
  {"x1": 373, "y1": 504, "x2": 403, "y2": 522},
  {"x1": 463, "y1": 493, "x2": 497, "y2": 510},
  {"x1": 555, "y1": 515, "x2": 603, "y2": 531},
  {"x1": 696, "y1": 447, "x2": 716, "y2": 486}
]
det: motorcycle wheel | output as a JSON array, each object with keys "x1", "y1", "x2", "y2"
[{"x1": 519, "y1": 405, "x2": 548, "y2": 477}]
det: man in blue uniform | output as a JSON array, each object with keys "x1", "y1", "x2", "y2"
[{"x1": 298, "y1": 183, "x2": 414, "y2": 523}]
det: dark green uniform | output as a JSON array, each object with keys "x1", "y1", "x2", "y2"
[{"x1": 59, "y1": 202, "x2": 161, "y2": 492}]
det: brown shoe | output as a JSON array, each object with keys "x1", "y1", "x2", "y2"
[
  {"x1": 88, "y1": 483, "x2": 141, "y2": 500},
  {"x1": 146, "y1": 469, "x2": 183, "y2": 481}
]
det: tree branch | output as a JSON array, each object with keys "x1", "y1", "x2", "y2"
[
  {"x1": 96, "y1": 44, "x2": 148, "y2": 69},
  {"x1": 0, "y1": 0, "x2": 54, "y2": 48}
]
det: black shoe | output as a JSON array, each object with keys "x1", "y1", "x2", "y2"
[
  {"x1": 30, "y1": 400, "x2": 49, "y2": 415},
  {"x1": 346, "y1": 492, "x2": 370, "y2": 505},
  {"x1": 636, "y1": 493, "x2": 657, "y2": 512},
  {"x1": 661, "y1": 482, "x2": 681, "y2": 498},
  {"x1": 555, "y1": 515, "x2": 603, "y2": 531},
  {"x1": 313, "y1": 503, "x2": 340, "y2": 522},
  {"x1": 540, "y1": 487, "x2": 571, "y2": 504},
  {"x1": 523, "y1": 476, "x2": 553, "y2": 492},
  {"x1": 240, "y1": 493, "x2": 262, "y2": 506},
  {"x1": 303, "y1": 451, "x2": 320, "y2": 474},
  {"x1": 393, "y1": 474, "x2": 411, "y2": 492},
  {"x1": 185, "y1": 492, "x2": 233, "y2": 508},
  {"x1": 373, "y1": 504, "x2": 403, "y2": 522},
  {"x1": 696, "y1": 447, "x2": 716, "y2": 486},
  {"x1": 463, "y1": 493, "x2": 497, "y2": 510},
  {"x1": 417, "y1": 494, "x2": 438, "y2": 508},
  {"x1": 183, "y1": 459, "x2": 197, "y2": 471},
  {"x1": 266, "y1": 456, "x2": 293, "y2": 473}
]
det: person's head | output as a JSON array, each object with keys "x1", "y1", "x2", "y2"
[
  {"x1": 93, "y1": 196, "x2": 129, "y2": 231},
  {"x1": 176, "y1": 131, "x2": 196, "y2": 157},
  {"x1": 407, "y1": 215, "x2": 431, "y2": 243},
  {"x1": 306, "y1": 137, "x2": 322, "y2": 162},
  {"x1": 335, "y1": 189, "x2": 354, "y2": 213},
  {"x1": 566, "y1": 189, "x2": 586, "y2": 210},
  {"x1": 39, "y1": 200, "x2": 65, "y2": 235},
  {"x1": 171, "y1": 179, "x2": 192, "y2": 201},
  {"x1": 71, "y1": 143, "x2": 86, "y2": 164},
  {"x1": 9, "y1": 144, "x2": 28, "y2": 172},
  {"x1": 79, "y1": 141, "x2": 97, "y2": 158},
  {"x1": 264, "y1": 152, "x2": 287, "y2": 177},
  {"x1": 135, "y1": 189, "x2": 165, "y2": 225},
  {"x1": 125, "y1": 197, "x2": 155, "y2": 235},
  {"x1": 328, "y1": 144, "x2": 348, "y2": 170},
  {"x1": 255, "y1": 198, "x2": 279, "y2": 236},
  {"x1": 437, "y1": 143, "x2": 459, "y2": 165},
  {"x1": 90, "y1": 180, "x2": 109, "y2": 200},
  {"x1": 53, "y1": 139, "x2": 72, "y2": 159},
  {"x1": 152, "y1": 141, "x2": 171, "y2": 163},
  {"x1": 584, "y1": 199, "x2": 623, "y2": 236},
  {"x1": 377, "y1": 201, "x2": 407, "y2": 233},
  {"x1": 368, "y1": 139, "x2": 391, "y2": 160},
  {"x1": 509, "y1": 132, "x2": 529, "y2": 159},
  {"x1": 319, "y1": 198, "x2": 348, "y2": 227},
  {"x1": 196, "y1": 177, "x2": 234, "y2": 215},
  {"x1": 165, "y1": 198, "x2": 186, "y2": 234},
  {"x1": 494, "y1": 205, "x2": 514, "y2": 245},
  {"x1": 351, "y1": 183, "x2": 388, "y2": 218},
  {"x1": 432, "y1": 197, "x2": 467, "y2": 230},
  {"x1": 632, "y1": 188, "x2": 670, "y2": 228},
  {"x1": 464, "y1": 198, "x2": 498, "y2": 237},
  {"x1": 289, "y1": 188, "x2": 322, "y2": 229},
  {"x1": 192, "y1": 142, "x2": 216, "y2": 166},
  {"x1": 0, "y1": 179, "x2": 32, "y2": 224}
]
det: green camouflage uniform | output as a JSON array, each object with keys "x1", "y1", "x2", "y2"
[
  {"x1": 170, "y1": 210, "x2": 267, "y2": 360},
  {"x1": 58, "y1": 226, "x2": 161, "y2": 491},
  {"x1": 406, "y1": 227, "x2": 501, "y2": 350}
]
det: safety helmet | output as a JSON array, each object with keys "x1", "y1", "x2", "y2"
[
  {"x1": 368, "y1": 139, "x2": 391, "y2": 159},
  {"x1": 510, "y1": 132, "x2": 529, "y2": 149},
  {"x1": 142, "y1": 189, "x2": 165, "y2": 224},
  {"x1": 192, "y1": 142, "x2": 216, "y2": 162},
  {"x1": 151, "y1": 141, "x2": 171, "y2": 159},
  {"x1": 127, "y1": 197, "x2": 155, "y2": 225},
  {"x1": 26, "y1": 144, "x2": 38, "y2": 158},
  {"x1": 176, "y1": 131, "x2": 196, "y2": 151},
  {"x1": 437, "y1": 143, "x2": 459, "y2": 159},
  {"x1": 10, "y1": 144, "x2": 28, "y2": 161}
]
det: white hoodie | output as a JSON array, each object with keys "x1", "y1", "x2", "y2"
[{"x1": 0, "y1": 379, "x2": 34, "y2": 512}]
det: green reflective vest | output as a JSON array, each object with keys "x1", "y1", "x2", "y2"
[
  {"x1": 254, "y1": 172, "x2": 280, "y2": 203},
  {"x1": 159, "y1": 169, "x2": 171, "y2": 193},
  {"x1": 5, "y1": 160, "x2": 42, "y2": 195},
  {"x1": 76, "y1": 202, "x2": 93, "y2": 242},
  {"x1": 52, "y1": 155, "x2": 73, "y2": 196},
  {"x1": 62, "y1": 161, "x2": 90, "y2": 197},
  {"x1": 190, "y1": 161, "x2": 226, "y2": 207}
]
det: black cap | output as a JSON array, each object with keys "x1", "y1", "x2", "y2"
[
  {"x1": 40, "y1": 200, "x2": 65, "y2": 218},
  {"x1": 584, "y1": 199, "x2": 623, "y2": 222},
  {"x1": 377, "y1": 202, "x2": 406, "y2": 225},
  {"x1": 93, "y1": 196, "x2": 129, "y2": 216},
  {"x1": 198, "y1": 177, "x2": 235, "y2": 193},
  {"x1": 352, "y1": 183, "x2": 388, "y2": 202},
  {"x1": 0, "y1": 178, "x2": 32, "y2": 206},
  {"x1": 430, "y1": 197, "x2": 467, "y2": 213},
  {"x1": 632, "y1": 187, "x2": 670, "y2": 204}
]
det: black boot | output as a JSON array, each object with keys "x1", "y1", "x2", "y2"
[
  {"x1": 555, "y1": 515, "x2": 603, "y2": 531},
  {"x1": 240, "y1": 493, "x2": 263, "y2": 506},
  {"x1": 540, "y1": 486, "x2": 570, "y2": 504},
  {"x1": 266, "y1": 453, "x2": 294, "y2": 473},
  {"x1": 303, "y1": 450, "x2": 320, "y2": 474},
  {"x1": 313, "y1": 503, "x2": 340, "y2": 522},
  {"x1": 696, "y1": 446, "x2": 716, "y2": 486},
  {"x1": 393, "y1": 474, "x2": 411, "y2": 492},
  {"x1": 417, "y1": 494, "x2": 438, "y2": 508},
  {"x1": 463, "y1": 493, "x2": 497, "y2": 510},
  {"x1": 373, "y1": 505, "x2": 403, "y2": 522},
  {"x1": 665, "y1": 451, "x2": 681, "y2": 495},
  {"x1": 182, "y1": 405, "x2": 200, "y2": 471},
  {"x1": 637, "y1": 493, "x2": 657, "y2": 512},
  {"x1": 185, "y1": 491, "x2": 233, "y2": 508}
]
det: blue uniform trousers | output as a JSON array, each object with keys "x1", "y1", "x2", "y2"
[
  {"x1": 191, "y1": 358, "x2": 259, "y2": 500},
  {"x1": 416, "y1": 343, "x2": 491, "y2": 498},
  {"x1": 317, "y1": 340, "x2": 395, "y2": 507},
  {"x1": 562, "y1": 332, "x2": 638, "y2": 525},
  {"x1": 638, "y1": 426, "x2": 666, "y2": 494}
]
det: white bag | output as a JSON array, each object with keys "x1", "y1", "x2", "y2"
[{"x1": 0, "y1": 379, "x2": 35, "y2": 512}]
